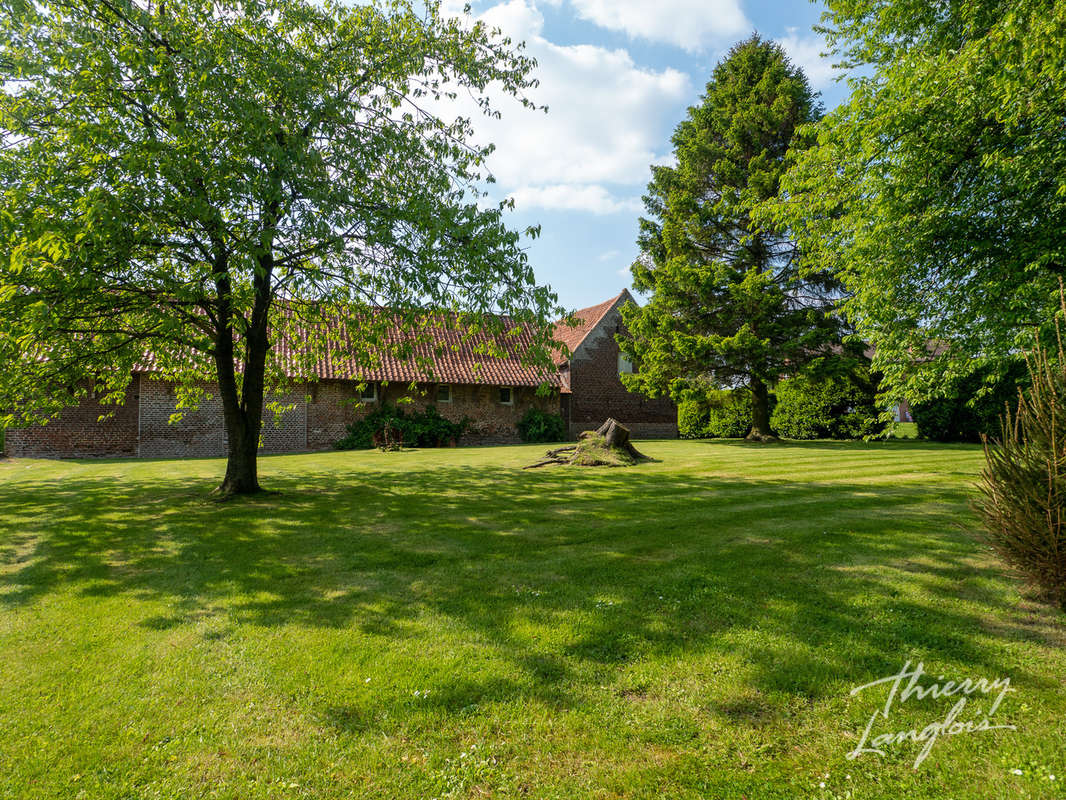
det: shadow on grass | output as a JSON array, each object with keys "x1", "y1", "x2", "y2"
[{"x1": 0, "y1": 456, "x2": 1060, "y2": 728}]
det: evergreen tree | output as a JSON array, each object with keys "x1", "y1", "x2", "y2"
[{"x1": 619, "y1": 36, "x2": 839, "y2": 440}]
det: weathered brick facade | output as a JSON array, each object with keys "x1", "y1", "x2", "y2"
[
  {"x1": 563, "y1": 294, "x2": 678, "y2": 439},
  {"x1": 3, "y1": 291, "x2": 677, "y2": 459},
  {"x1": 3, "y1": 378, "x2": 141, "y2": 459},
  {"x1": 3, "y1": 377, "x2": 562, "y2": 458},
  {"x1": 306, "y1": 379, "x2": 559, "y2": 450},
  {"x1": 138, "y1": 378, "x2": 308, "y2": 458}
]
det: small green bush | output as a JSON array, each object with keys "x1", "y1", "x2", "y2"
[
  {"x1": 679, "y1": 390, "x2": 752, "y2": 439},
  {"x1": 516, "y1": 407, "x2": 567, "y2": 443},
  {"x1": 335, "y1": 404, "x2": 469, "y2": 450},
  {"x1": 771, "y1": 367, "x2": 885, "y2": 440},
  {"x1": 677, "y1": 400, "x2": 707, "y2": 439},
  {"x1": 912, "y1": 361, "x2": 1029, "y2": 443},
  {"x1": 404, "y1": 405, "x2": 471, "y2": 448}
]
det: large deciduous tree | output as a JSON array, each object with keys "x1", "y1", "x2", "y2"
[
  {"x1": 619, "y1": 36, "x2": 840, "y2": 440},
  {"x1": 0, "y1": 0, "x2": 560, "y2": 494},
  {"x1": 763, "y1": 0, "x2": 1066, "y2": 406}
]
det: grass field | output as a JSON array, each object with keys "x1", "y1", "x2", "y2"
[{"x1": 1, "y1": 441, "x2": 1064, "y2": 799}]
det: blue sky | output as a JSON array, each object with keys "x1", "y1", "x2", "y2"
[{"x1": 439, "y1": 0, "x2": 850, "y2": 313}]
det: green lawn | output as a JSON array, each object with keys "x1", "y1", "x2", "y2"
[{"x1": 1, "y1": 441, "x2": 1063, "y2": 799}]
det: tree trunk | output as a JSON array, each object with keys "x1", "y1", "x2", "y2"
[
  {"x1": 211, "y1": 245, "x2": 272, "y2": 496},
  {"x1": 214, "y1": 329, "x2": 267, "y2": 496},
  {"x1": 747, "y1": 378, "x2": 777, "y2": 442},
  {"x1": 219, "y1": 411, "x2": 262, "y2": 495}
]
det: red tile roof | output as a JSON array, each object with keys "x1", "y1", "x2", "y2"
[
  {"x1": 275, "y1": 313, "x2": 561, "y2": 388},
  {"x1": 552, "y1": 290, "x2": 630, "y2": 362},
  {"x1": 135, "y1": 293, "x2": 632, "y2": 390}
]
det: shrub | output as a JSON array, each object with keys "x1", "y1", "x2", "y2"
[
  {"x1": 404, "y1": 405, "x2": 470, "y2": 447},
  {"x1": 677, "y1": 399, "x2": 708, "y2": 439},
  {"x1": 912, "y1": 361, "x2": 1029, "y2": 442},
  {"x1": 516, "y1": 407, "x2": 567, "y2": 443},
  {"x1": 771, "y1": 367, "x2": 885, "y2": 440},
  {"x1": 679, "y1": 390, "x2": 752, "y2": 439},
  {"x1": 975, "y1": 320, "x2": 1066, "y2": 610},
  {"x1": 335, "y1": 403, "x2": 469, "y2": 450}
]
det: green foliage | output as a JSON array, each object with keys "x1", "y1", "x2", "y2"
[
  {"x1": 619, "y1": 35, "x2": 841, "y2": 437},
  {"x1": 516, "y1": 407, "x2": 567, "y2": 443},
  {"x1": 912, "y1": 362, "x2": 1028, "y2": 443},
  {"x1": 335, "y1": 404, "x2": 469, "y2": 450},
  {"x1": 678, "y1": 389, "x2": 752, "y2": 439},
  {"x1": 0, "y1": 0, "x2": 560, "y2": 490},
  {"x1": 766, "y1": 0, "x2": 1066, "y2": 408},
  {"x1": 889, "y1": 422, "x2": 919, "y2": 440},
  {"x1": 976, "y1": 315, "x2": 1066, "y2": 609},
  {"x1": 771, "y1": 365, "x2": 885, "y2": 440},
  {"x1": 677, "y1": 401, "x2": 708, "y2": 439}
]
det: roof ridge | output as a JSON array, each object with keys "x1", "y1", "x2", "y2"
[{"x1": 552, "y1": 289, "x2": 632, "y2": 362}]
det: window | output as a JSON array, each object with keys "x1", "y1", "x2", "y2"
[
  {"x1": 436, "y1": 384, "x2": 452, "y2": 403},
  {"x1": 360, "y1": 383, "x2": 377, "y2": 403},
  {"x1": 498, "y1": 386, "x2": 513, "y2": 405},
  {"x1": 618, "y1": 353, "x2": 634, "y2": 374}
]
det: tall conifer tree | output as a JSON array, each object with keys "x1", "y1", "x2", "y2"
[{"x1": 620, "y1": 36, "x2": 839, "y2": 439}]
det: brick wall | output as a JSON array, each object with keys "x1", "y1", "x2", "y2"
[
  {"x1": 138, "y1": 377, "x2": 306, "y2": 458},
  {"x1": 573, "y1": 421, "x2": 680, "y2": 440},
  {"x1": 410, "y1": 383, "x2": 558, "y2": 446},
  {"x1": 309, "y1": 380, "x2": 561, "y2": 448},
  {"x1": 4, "y1": 373, "x2": 563, "y2": 459},
  {"x1": 569, "y1": 303, "x2": 677, "y2": 438},
  {"x1": 306, "y1": 380, "x2": 361, "y2": 451},
  {"x1": 3, "y1": 378, "x2": 140, "y2": 458}
]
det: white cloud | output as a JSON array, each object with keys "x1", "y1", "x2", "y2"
[
  {"x1": 776, "y1": 28, "x2": 837, "y2": 90},
  {"x1": 439, "y1": 1, "x2": 691, "y2": 215},
  {"x1": 479, "y1": 0, "x2": 544, "y2": 39},
  {"x1": 509, "y1": 184, "x2": 642, "y2": 215},
  {"x1": 598, "y1": 249, "x2": 621, "y2": 262},
  {"x1": 557, "y1": 0, "x2": 750, "y2": 52}
]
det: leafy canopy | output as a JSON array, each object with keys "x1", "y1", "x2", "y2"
[
  {"x1": 619, "y1": 36, "x2": 841, "y2": 435},
  {"x1": 0, "y1": 0, "x2": 560, "y2": 426},
  {"x1": 763, "y1": 0, "x2": 1066, "y2": 405}
]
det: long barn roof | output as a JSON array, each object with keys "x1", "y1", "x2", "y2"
[{"x1": 135, "y1": 292, "x2": 631, "y2": 389}]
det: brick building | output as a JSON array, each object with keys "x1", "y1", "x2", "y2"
[
  {"x1": 555, "y1": 290, "x2": 677, "y2": 440},
  {"x1": 4, "y1": 290, "x2": 677, "y2": 459}
]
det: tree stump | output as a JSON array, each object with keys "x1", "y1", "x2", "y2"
[
  {"x1": 587, "y1": 418, "x2": 649, "y2": 460},
  {"x1": 525, "y1": 418, "x2": 651, "y2": 468}
]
